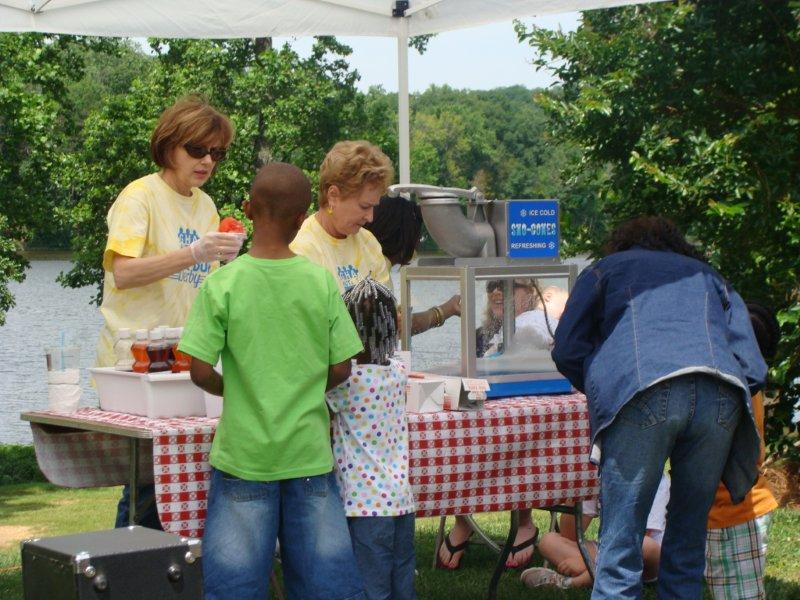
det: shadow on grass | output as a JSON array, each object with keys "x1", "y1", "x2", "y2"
[{"x1": 764, "y1": 576, "x2": 800, "y2": 600}]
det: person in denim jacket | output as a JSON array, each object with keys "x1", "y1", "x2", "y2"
[{"x1": 552, "y1": 216, "x2": 766, "y2": 600}]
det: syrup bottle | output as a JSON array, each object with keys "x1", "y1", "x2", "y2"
[
  {"x1": 147, "y1": 328, "x2": 170, "y2": 373},
  {"x1": 164, "y1": 327, "x2": 180, "y2": 370},
  {"x1": 113, "y1": 328, "x2": 134, "y2": 371},
  {"x1": 171, "y1": 327, "x2": 192, "y2": 373},
  {"x1": 131, "y1": 329, "x2": 150, "y2": 373}
]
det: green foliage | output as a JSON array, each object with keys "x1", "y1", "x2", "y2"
[
  {"x1": 0, "y1": 445, "x2": 45, "y2": 486},
  {"x1": 517, "y1": 0, "x2": 800, "y2": 457},
  {"x1": 364, "y1": 85, "x2": 581, "y2": 202},
  {"x1": 0, "y1": 33, "x2": 115, "y2": 322},
  {"x1": 60, "y1": 37, "x2": 372, "y2": 303}
]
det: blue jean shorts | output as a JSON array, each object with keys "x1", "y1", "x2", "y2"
[{"x1": 202, "y1": 468, "x2": 366, "y2": 600}]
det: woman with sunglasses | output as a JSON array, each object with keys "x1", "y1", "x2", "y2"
[
  {"x1": 437, "y1": 277, "x2": 542, "y2": 571},
  {"x1": 97, "y1": 96, "x2": 242, "y2": 530}
]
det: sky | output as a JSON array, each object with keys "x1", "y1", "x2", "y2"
[{"x1": 274, "y1": 12, "x2": 580, "y2": 93}]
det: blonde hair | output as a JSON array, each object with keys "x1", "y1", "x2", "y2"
[
  {"x1": 318, "y1": 140, "x2": 394, "y2": 207},
  {"x1": 150, "y1": 96, "x2": 234, "y2": 169}
]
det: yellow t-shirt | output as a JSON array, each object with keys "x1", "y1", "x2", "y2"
[
  {"x1": 707, "y1": 391, "x2": 778, "y2": 528},
  {"x1": 289, "y1": 213, "x2": 391, "y2": 294},
  {"x1": 96, "y1": 173, "x2": 220, "y2": 367}
]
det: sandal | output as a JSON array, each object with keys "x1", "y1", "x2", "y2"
[
  {"x1": 435, "y1": 531, "x2": 472, "y2": 570},
  {"x1": 506, "y1": 526, "x2": 539, "y2": 570}
]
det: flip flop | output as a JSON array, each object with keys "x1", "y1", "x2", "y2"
[
  {"x1": 506, "y1": 526, "x2": 539, "y2": 570},
  {"x1": 435, "y1": 531, "x2": 472, "y2": 570}
]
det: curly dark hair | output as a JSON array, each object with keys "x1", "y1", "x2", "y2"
[
  {"x1": 746, "y1": 301, "x2": 781, "y2": 360},
  {"x1": 602, "y1": 216, "x2": 706, "y2": 262},
  {"x1": 364, "y1": 195, "x2": 424, "y2": 266}
]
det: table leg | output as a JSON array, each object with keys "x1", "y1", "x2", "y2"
[
  {"x1": 487, "y1": 509, "x2": 518, "y2": 600},
  {"x1": 433, "y1": 516, "x2": 447, "y2": 569},
  {"x1": 128, "y1": 438, "x2": 140, "y2": 526},
  {"x1": 573, "y1": 501, "x2": 595, "y2": 581}
]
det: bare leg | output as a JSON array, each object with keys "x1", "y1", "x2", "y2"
[
  {"x1": 524, "y1": 533, "x2": 597, "y2": 589},
  {"x1": 506, "y1": 509, "x2": 538, "y2": 568},
  {"x1": 438, "y1": 515, "x2": 472, "y2": 568}
]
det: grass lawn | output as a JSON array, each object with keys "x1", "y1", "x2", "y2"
[{"x1": 1, "y1": 483, "x2": 799, "y2": 599}]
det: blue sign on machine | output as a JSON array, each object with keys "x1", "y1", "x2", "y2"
[{"x1": 506, "y1": 200, "x2": 559, "y2": 258}]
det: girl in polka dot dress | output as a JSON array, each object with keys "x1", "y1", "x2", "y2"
[{"x1": 327, "y1": 278, "x2": 416, "y2": 600}]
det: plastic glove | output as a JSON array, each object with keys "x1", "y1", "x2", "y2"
[{"x1": 190, "y1": 231, "x2": 245, "y2": 263}]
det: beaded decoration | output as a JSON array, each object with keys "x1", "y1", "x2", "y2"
[{"x1": 343, "y1": 278, "x2": 398, "y2": 366}]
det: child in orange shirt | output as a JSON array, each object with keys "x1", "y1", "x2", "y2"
[{"x1": 704, "y1": 302, "x2": 780, "y2": 599}]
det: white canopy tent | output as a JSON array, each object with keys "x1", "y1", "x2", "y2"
[{"x1": 1, "y1": 0, "x2": 663, "y2": 181}]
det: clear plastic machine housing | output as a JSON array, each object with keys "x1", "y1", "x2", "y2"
[
  {"x1": 390, "y1": 184, "x2": 577, "y2": 398},
  {"x1": 399, "y1": 260, "x2": 577, "y2": 397}
]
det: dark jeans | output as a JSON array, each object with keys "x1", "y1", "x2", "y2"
[
  {"x1": 593, "y1": 373, "x2": 742, "y2": 600},
  {"x1": 114, "y1": 484, "x2": 163, "y2": 530},
  {"x1": 348, "y1": 513, "x2": 417, "y2": 600}
]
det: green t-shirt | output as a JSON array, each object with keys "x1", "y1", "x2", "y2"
[{"x1": 179, "y1": 253, "x2": 363, "y2": 481}]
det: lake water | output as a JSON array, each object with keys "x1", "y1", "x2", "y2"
[
  {"x1": 1, "y1": 260, "x2": 104, "y2": 444},
  {"x1": 0, "y1": 257, "x2": 589, "y2": 445}
]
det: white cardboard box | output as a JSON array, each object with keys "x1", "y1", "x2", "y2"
[
  {"x1": 405, "y1": 378, "x2": 445, "y2": 413},
  {"x1": 409, "y1": 374, "x2": 489, "y2": 411},
  {"x1": 90, "y1": 367, "x2": 206, "y2": 418}
]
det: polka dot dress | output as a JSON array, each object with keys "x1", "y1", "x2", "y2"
[{"x1": 326, "y1": 358, "x2": 415, "y2": 517}]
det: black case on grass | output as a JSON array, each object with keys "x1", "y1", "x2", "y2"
[{"x1": 21, "y1": 526, "x2": 203, "y2": 599}]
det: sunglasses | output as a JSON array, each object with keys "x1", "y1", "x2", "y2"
[
  {"x1": 486, "y1": 280, "x2": 531, "y2": 293},
  {"x1": 183, "y1": 143, "x2": 228, "y2": 162}
]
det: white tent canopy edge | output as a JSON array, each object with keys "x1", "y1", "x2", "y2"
[{"x1": 0, "y1": 0, "x2": 663, "y2": 182}]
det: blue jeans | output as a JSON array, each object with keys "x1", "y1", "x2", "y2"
[
  {"x1": 114, "y1": 484, "x2": 163, "y2": 530},
  {"x1": 348, "y1": 513, "x2": 417, "y2": 600},
  {"x1": 592, "y1": 373, "x2": 743, "y2": 600},
  {"x1": 203, "y1": 468, "x2": 366, "y2": 600}
]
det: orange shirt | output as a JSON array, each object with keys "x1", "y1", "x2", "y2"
[{"x1": 707, "y1": 392, "x2": 778, "y2": 529}]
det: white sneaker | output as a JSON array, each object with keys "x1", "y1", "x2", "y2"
[{"x1": 520, "y1": 567, "x2": 572, "y2": 589}]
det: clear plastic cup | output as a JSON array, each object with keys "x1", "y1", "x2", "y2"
[{"x1": 44, "y1": 346, "x2": 82, "y2": 412}]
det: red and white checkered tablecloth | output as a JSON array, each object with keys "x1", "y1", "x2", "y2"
[
  {"x1": 408, "y1": 394, "x2": 598, "y2": 516},
  {"x1": 27, "y1": 394, "x2": 598, "y2": 537},
  {"x1": 28, "y1": 408, "x2": 217, "y2": 538}
]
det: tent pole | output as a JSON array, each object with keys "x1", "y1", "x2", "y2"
[{"x1": 397, "y1": 17, "x2": 410, "y2": 184}]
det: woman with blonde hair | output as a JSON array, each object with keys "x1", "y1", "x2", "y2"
[{"x1": 291, "y1": 140, "x2": 460, "y2": 330}]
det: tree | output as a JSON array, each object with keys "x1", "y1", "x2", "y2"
[
  {"x1": 517, "y1": 0, "x2": 800, "y2": 457},
  {"x1": 60, "y1": 37, "x2": 372, "y2": 303},
  {"x1": 0, "y1": 33, "x2": 112, "y2": 324}
]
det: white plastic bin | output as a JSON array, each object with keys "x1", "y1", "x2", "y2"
[
  {"x1": 204, "y1": 392, "x2": 222, "y2": 419},
  {"x1": 90, "y1": 367, "x2": 206, "y2": 418}
]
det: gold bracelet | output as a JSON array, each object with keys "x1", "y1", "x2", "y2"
[{"x1": 432, "y1": 305, "x2": 445, "y2": 327}]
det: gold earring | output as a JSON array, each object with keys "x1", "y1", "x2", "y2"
[{"x1": 327, "y1": 205, "x2": 334, "y2": 215}]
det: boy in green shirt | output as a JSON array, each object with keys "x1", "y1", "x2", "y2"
[{"x1": 179, "y1": 162, "x2": 366, "y2": 600}]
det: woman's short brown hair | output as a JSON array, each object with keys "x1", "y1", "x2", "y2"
[
  {"x1": 318, "y1": 140, "x2": 394, "y2": 207},
  {"x1": 150, "y1": 96, "x2": 234, "y2": 169}
]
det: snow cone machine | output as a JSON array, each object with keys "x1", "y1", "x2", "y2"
[{"x1": 391, "y1": 184, "x2": 577, "y2": 398}]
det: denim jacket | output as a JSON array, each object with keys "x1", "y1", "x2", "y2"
[{"x1": 552, "y1": 247, "x2": 767, "y2": 503}]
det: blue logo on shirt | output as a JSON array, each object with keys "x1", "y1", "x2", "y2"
[
  {"x1": 170, "y1": 227, "x2": 209, "y2": 288},
  {"x1": 337, "y1": 265, "x2": 359, "y2": 290}
]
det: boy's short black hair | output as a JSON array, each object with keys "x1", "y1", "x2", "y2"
[
  {"x1": 249, "y1": 162, "x2": 312, "y2": 226},
  {"x1": 342, "y1": 278, "x2": 397, "y2": 366},
  {"x1": 746, "y1": 301, "x2": 781, "y2": 360}
]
